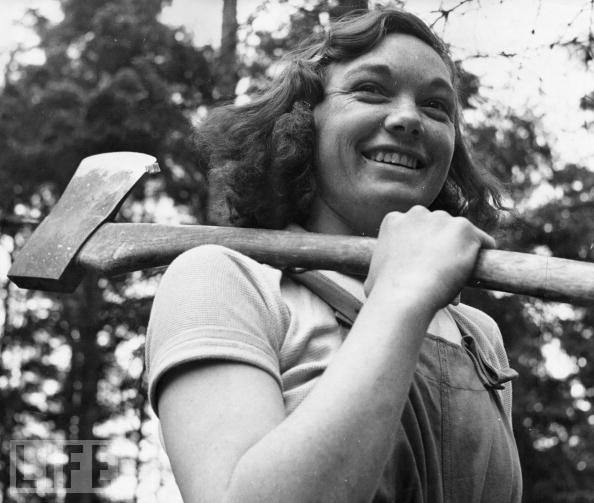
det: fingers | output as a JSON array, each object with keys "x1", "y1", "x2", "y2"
[
  {"x1": 411, "y1": 206, "x2": 496, "y2": 248},
  {"x1": 444, "y1": 215, "x2": 496, "y2": 252},
  {"x1": 475, "y1": 227, "x2": 496, "y2": 249},
  {"x1": 382, "y1": 206, "x2": 495, "y2": 247},
  {"x1": 366, "y1": 206, "x2": 497, "y2": 306}
]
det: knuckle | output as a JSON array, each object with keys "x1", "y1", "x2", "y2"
[
  {"x1": 408, "y1": 205, "x2": 427, "y2": 215},
  {"x1": 382, "y1": 211, "x2": 402, "y2": 226},
  {"x1": 385, "y1": 210, "x2": 402, "y2": 219},
  {"x1": 432, "y1": 209, "x2": 450, "y2": 218},
  {"x1": 452, "y1": 216, "x2": 473, "y2": 231},
  {"x1": 453, "y1": 215, "x2": 470, "y2": 224}
]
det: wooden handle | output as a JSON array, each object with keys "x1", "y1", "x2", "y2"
[
  {"x1": 79, "y1": 223, "x2": 594, "y2": 305},
  {"x1": 472, "y1": 249, "x2": 594, "y2": 305}
]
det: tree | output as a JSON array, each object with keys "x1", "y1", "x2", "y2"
[
  {"x1": 238, "y1": 0, "x2": 370, "y2": 93},
  {"x1": 328, "y1": 0, "x2": 369, "y2": 19},
  {"x1": 0, "y1": 0, "x2": 215, "y2": 500},
  {"x1": 0, "y1": 0, "x2": 213, "y2": 221},
  {"x1": 461, "y1": 65, "x2": 594, "y2": 503},
  {"x1": 217, "y1": 0, "x2": 239, "y2": 101}
]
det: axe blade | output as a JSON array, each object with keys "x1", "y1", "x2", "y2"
[{"x1": 8, "y1": 152, "x2": 159, "y2": 293}]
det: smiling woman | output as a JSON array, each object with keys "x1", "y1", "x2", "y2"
[
  {"x1": 146, "y1": 8, "x2": 521, "y2": 503},
  {"x1": 310, "y1": 34, "x2": 456, "y2": 236}
]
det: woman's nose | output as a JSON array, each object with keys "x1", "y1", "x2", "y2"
[{"x1": 382, "y1": 103, "x2": 423, "y2": 138}]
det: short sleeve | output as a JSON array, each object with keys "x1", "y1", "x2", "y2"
[{"x1": 145, "y1": 245, "x2": 290, "y2": 415}]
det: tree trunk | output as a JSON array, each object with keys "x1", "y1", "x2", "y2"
[
  {"x1": 64, "y1": 274, "x2": 102, "y2": 503},
  {"x1": 329, "y1": 0, "x2": 369, "y2": 20},
  {"x1": 217, "y1": 0, "x2": 238, "y2": 101}
]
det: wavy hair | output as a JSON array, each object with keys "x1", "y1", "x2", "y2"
[{"x1": 196, "y1": 8, "x2": 503, "y2": 230}]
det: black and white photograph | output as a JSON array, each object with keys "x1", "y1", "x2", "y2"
[{"x1": 0, "y1": 0, "x2": 593, "y2": 502}]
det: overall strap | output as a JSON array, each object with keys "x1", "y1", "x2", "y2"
[{"x1": 287, "y1": 269, "x2": 361, "y2": 327}]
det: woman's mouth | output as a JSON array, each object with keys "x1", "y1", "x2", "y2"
[{"x1": 362, "y1": 150, "x2": 420, "y2": 169}]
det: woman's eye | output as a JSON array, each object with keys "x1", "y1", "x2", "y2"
[
  {"x1": 355, "y1": 83, "x2": 383, "y2": 94},
  {"x1": 424, "y1": 99, "x2": 453, "y2": 118},
  {"x1": 426, "y1": 99, "x2": 447, "y2": 111},
  {"x1": 351, "y1": 83, "x2": 388, "y2": 100}
]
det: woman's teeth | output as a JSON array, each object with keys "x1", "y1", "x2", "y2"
[{"x1": 367, "y1": 151, "x2": 419, "y2": 169}]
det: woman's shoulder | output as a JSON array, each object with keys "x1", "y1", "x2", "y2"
[
  {"x1": 167, "y1": 242, "x2": 286, "y2": 295},
  {"x1": 165, "y1": 244, "x2": 283, "y2": 284},
  {"x1": 149, "y1": 244, "x2": 291, "y2": 349}
]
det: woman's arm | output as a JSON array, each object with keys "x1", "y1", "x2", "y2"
[{"x1": 158, "y1": 207, "x2": 495, "y2": 503}]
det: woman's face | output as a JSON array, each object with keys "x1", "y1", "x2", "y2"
[{"x1": 309, "y1": 33, "x2": 456, "y2": 236}]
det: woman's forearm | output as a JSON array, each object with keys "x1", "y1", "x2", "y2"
[{"x1": 224, "y1": 285, "x2": 435, "y2": 503}]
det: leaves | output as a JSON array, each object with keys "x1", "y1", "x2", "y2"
[{"x1": 0, "y1": 0, "x2": 212, "y2": 498}]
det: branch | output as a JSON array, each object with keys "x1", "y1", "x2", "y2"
[
  {"x1": 456, "y1": 50, "x2": 518, "y2": 61},
  {"x1": 0, "y1": 216, "x2": 40, "y2": 228},
  {"x1": 430, "y1": 0, "x2": 475, "y2": 27}
]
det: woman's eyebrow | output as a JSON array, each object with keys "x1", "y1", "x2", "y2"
[
  {"x1": 426, "y1": 77, "x2": 456, "y2": 95},
  {"x1": 343, "y1": 66, "x2": 455, "y2": 93},
  {"x1": 342, "y1": 63, "x2": 393, "y2": 80}
]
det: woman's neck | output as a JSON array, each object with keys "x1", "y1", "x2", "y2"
[
  {"x1": 305, "y1": 196, "x2": 382, "y2": 237},
  {"x1": 305, "y1": 196, "x2": 358, "y2": 236}
]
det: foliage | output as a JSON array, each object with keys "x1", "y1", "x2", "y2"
[
  {"x1": 0, "y1": 0, "x2": 216, "y2": 500},
  {"x1": 463, "y1": 101, "x2": 594, "y2": 503},
  {"x1": 0, "y1": 0, "x2": 212, "y2": 220},
  {"x1": 237, "y1": 0, "x2": 371, "y2": 94}
]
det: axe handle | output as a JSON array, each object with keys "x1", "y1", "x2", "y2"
[{"x1": 79, "y1": 223, "x2": 594, "y2": 305}]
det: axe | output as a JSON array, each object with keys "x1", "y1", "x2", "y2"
[{"x1": 7, "y1": 152, "x2": 594, "y2": 305}]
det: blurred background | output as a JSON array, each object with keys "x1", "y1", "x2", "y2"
[{"x1": 0, "y1": 0, "x2": 593, "y2": 501}]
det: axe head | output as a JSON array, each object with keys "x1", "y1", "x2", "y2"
[{"x1": 8, "y1": 152, "x2": 159, "y2": 293}]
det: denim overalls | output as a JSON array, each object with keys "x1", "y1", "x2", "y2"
[
  {"x1": 291, "y1": 269, "x2": 523, "y2": 502},
  {"x1": 372, "y1": 331, "x2": 522, "y2": 502}
]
